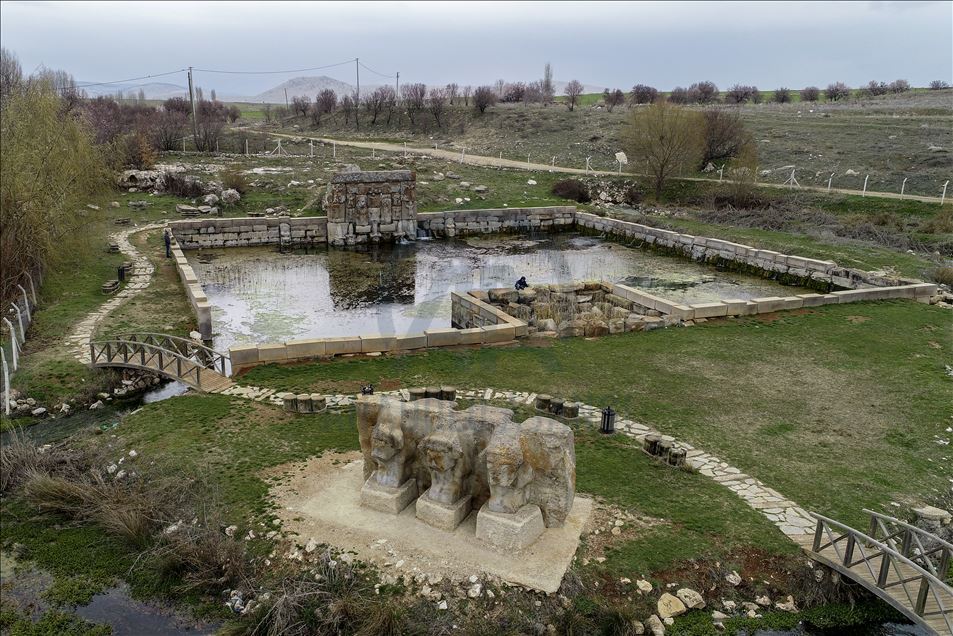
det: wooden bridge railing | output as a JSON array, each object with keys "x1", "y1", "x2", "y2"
[
  {"x1": 90, "y1": 340, "x2": 207, "y2": 389},
  {"x1": 866, "y1": 509, "x2": 953, "y2": 584},
  {"x1": 811, "y1": 513, "x2": 953, "y2": 633},
  {"x1": 118, "y1": 332, "x2": 229, "y2": 375}
]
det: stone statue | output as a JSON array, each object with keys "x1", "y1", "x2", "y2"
[
  {"x1": 485, "y1": 423, "x2": 535, "y2": 513},
  {"x1": 419, "y1": 429, "x2": 470, "y2": 505},
  {"x1": 369, "y1": 419, "x2": 410, "y2": 488}
]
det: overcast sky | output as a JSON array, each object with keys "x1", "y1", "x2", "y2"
[{"x1": 2, "y1": 1, "x2": 951, "y2": 96}]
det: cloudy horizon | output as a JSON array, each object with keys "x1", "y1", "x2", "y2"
[{"x1": 2, "y1": 0, "x2": 951, "y2": 98}]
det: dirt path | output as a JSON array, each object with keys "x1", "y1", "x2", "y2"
[
  {"x1": 65, "y1": 223, "x2": 165, "y2": 364},
  {"x1": 243, "y1": 128, "x2": 948, "y2": 205}
]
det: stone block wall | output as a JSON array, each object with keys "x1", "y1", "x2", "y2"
[
  {"x1": 169, "y1": 238, "x2": 212, "y2": 339},
  {"x1": 324, "y1": 170, "x2": 417, "y2": 245},
  {"x1": 169, "y1": 217, "x2": 328, "y2": 249},
  {"x1": 418, "y1": 206, "x2": 576, "y2": 238}
]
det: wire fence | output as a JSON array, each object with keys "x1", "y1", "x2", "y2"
[{"x1": 1, "y1": 270, "x2": 41, "y2": 416}]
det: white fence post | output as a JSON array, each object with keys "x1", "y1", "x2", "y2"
[
  {"x1": 10, "y1": 304, "x2": 24, "y2": 344},
  {"x1": 718, "y1": 165, "x2": 724, "y2": 183},
  {"x1": 941, "y1": 180, "x2": 949, "y2": 206},
  {"x1": 2, "y1": 318, "x2": 17, "y2": 371},
  {"x1": 900, "y1": 178, "x2": 907, "y2": 200},
  {"x1": 828, "y1": 173, "x2": 834, "y2": 192},
  {"x1": 863, "y1": 175, "x2": 869, "y2": 197},
  {"x1": 1, "y1": 347, "x2": 9, "y2": 415},
  {"x1": 25, "y1": 272, "x2": 37, "y2": 305},
  {"x1": 17, "y1": 286, "x2": 30, "y2": 321}
]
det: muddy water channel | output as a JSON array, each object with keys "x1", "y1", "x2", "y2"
[{"x1": 188, "y1": 233, "x2": 810, "y2": 350}]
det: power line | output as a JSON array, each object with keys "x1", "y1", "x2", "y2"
[
  {"x1": 75, "y1": 69, "x2": 187, "y2": 89},
  {"x1": 193, "y1": 59, "x2": 356, "y2": 75},
  {"x1": 358, "y1": 61, "x2": 395, "y2": 79}
]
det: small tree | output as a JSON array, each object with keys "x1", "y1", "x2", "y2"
[
  {"x1": 473, "y1": 86, "x2": 497, "y2": 114},
  {"x1": 316, "y1": 89, "x2": 337, "y2": 116},
  {"x1": 725, "y1": 84, "x2": 759, "y2": 104},
  {"x1": 603, "y1": 88, "x2": 625, "y2": 112},
  {"x1": 226, "y1": 105, "x2": 241, "y2": 123},
  {"x1": 502, "y1": 82, "x2": 526, "y2": 103},
  {"x1": 446, "y1": 83, "x2": 459, "y2": 104},
  {"x1": 623, "y1": 101, "x2": 704, "y2": 199},
  {"x1": 773, "y1": 87, "x2": 791, "y2": 103},
  {"x1": 929, "y1": 80, "x2": 950, "y2": 90},
  {"x1": 340, "y1": 94, "x2": 355, "y2": 125},
  {"x1": 153, "y1": 109, "x2": 188, "y2": 150},
  {"x1": 668, "y1": 86, "x2": 690, "y2": 104},
  {"x1": 799, "y1": 86, "x2": 820, "y2": 102},
  {"x1": 702, "y1": 109, "x2": 754, "y2": 166},
  {"x1": 630, "y1": 84, "x2": 658, "y2": 104},
  {"x1": 428, "y1": 87, "x2": 448, "y2": 127},
  {"x1": 462, "y1": 85, "x2": 472, "y2": 106},
  {"x1": 564, "y1": 80, "x2": 584, "y2": 111},
  {"x1": 542, "y1": 62, "x2": 554, "y2": 103},
  {"x1": 689, "y1": 81, "x2": 719, "y2": 104},
  {"x1": 401, "y1": 83, "x2": 427, "y2": 124},
  {"x1": 291, "y1": 95, "x2": 310, "y2": 117},
  {"x1": 825, "y1": 82, "x2": 850, "y2": 101},
  {"x1": 494, "y1": 79, "x2": 506, "y2": 97},
  {"x1": 525, "y1": 81, "x2": 544, "y2": 104},
  {"x1": 861, "y1": 80, "x2": 888, "y2": 97},
  {"x1": 888, "y1": 79, "x2": 910, "y2": 94}
]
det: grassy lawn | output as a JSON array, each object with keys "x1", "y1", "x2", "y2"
[{"x1": 241, "y1": 300, "x2": 952, "y2": 530}]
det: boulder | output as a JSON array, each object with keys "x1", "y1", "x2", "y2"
[
  {"x1": 657, "y1": 593, "x2": 687, "y2": 619},
  {"x1": 676, "y1": 588, "x2": 705, "y2": 609},
  {"x1": 645, "y1": 614, "x2": 665, "y2": 636},
  {"x1": 488, "y1": 288, "x2": 519, "y2": 304}
]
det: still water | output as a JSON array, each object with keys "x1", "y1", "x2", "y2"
[{"x1": 187, "y1": 233, "x2": 810, "y2": 351}]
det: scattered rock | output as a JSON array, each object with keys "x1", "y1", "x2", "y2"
[
  {"x1": 676, "y1": 588, "x2": 705, "y2": 609},
  {"x1": 754, "y1": 595, "x2": 771, "y2": 607},
  {"x1": 225, "y1": 525, "x2": 238, "y2": 537},
  {"x1": 775, "y1": 595, "x2": 798, "y2": 612},
  {"x1": 645, "y1": 614, "x2": 665, "y2": 636},
  {"x1": 30, "y1": 407, "x2": 47, "y2": 417},
  {"x1": 657, "y1": 592, "x2": 687, "y2": 618},
  {"x1": 725, "y1": 570, "x2": 742, "y2": 586},
  {"x1": 637, "y1": 579, "x2": 653, "y2": 594},
  {"x1": 467, "y1": 583, "x2": 482, "y2": 598},
  {"x1": 221, "y1": 189, "x2": 241, "y2": 205},
  {"x1": 527, "y1": 179, "x2": 537, "y2": 185}
]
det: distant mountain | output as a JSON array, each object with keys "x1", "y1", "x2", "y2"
[
  {"x1": 79, "y1": 81, "x2": 188, "y2": 100},
  {"x1": 251, "y1": 76, "x2": 357, "y2": 104},
  {"x1": 552, "y1": 80, "x2": 609, "y2": 95}
]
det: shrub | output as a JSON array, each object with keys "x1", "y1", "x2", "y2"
[
  {"x1": 551, "y1": 178, "x2": 591, "y2": 203},
  {"x1": 725, "y1": 84, "x2": 760, "y2": 104},
  {"x1": 623, "y1": 184, "x2": 644, "y2": 206},
  {"x1": 123, "y1": 131, "x2": 156, "y2": 170},
  {"x1": 630, "y1": 84, "x2": 658, "y2": 104},
  {"x1": 800, "y1": 86, "x2": 821, "y2": 102},
  {"x1": 773, "y1": 87, "x2": 791, "y2": 103},
  {"x1": 668, "y1": 86, "x2": 690, "y2": 104},
  {"x1": 221, "y1": 169, "x2": 249, "y2": 195},
  {"x1": 825, "y1": 82, "x2": 850, "y2": 101},
  {"x1": 888, "y1": 79, "x2": 910, "y2": 94},
  {"x1": 929, "y1": 80, "x2": 950, "y2": 90},
  {"x1": 473, "y1": 85, "x2": 497, "y2": 114},
  {"x1": 162, "y1": 171, "x2": 205, "y2": 198},
  {"x1": 702, "y1": 109, "x2": 753, "y2": 165},
  {"x1": 930, "y1": 266, "x2": 953, "y2": 287},
  {"x1": 689, "y1": 81, "x2": 719, "y2": 103}
]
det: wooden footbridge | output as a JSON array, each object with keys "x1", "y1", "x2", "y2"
[
  {"x1": 796, "y1": 509, "x2": 952, "y2": 635},
  {"x1": 89, "y1": 333, "x2": 233, "y2": 393}
]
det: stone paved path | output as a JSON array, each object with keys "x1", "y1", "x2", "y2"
[
  {"x1": 219, "y1": 383, "x2": 816, "y2": 541},
  {"x1": 65, "y1": 223, "x2": 165, "y2": 365}
]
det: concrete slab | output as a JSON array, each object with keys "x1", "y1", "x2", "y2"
[{"x1": 274, "y1": 453, "x2": 593, "y2": 593}]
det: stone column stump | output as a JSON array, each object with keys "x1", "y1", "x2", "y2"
[
  {"x1": 535, "y1": 394, "x2": 552, "y2": 412},
  {"x1": 562, "y1": 402, "x2": 579, "y2": 419},
  {"x1": 408, "y1": 387, "x2": 427, "y2": 401},
  {"x1": 296, "y1": 394, "x2": 312, "y2": 414}
]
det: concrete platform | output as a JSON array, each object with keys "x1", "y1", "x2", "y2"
[{"x1": 273, "y1": 453, "x2": 592, "y2": 593}]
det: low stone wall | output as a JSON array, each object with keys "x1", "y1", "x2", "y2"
[
  {"x1": 418, "y1": 206, "x2": 576, "y2": 238},
  {"x1": 230, "y1": 292, "x2": 527, "y2": 372},
  {"x1": 169, "y1": 238, "x2": 212, "y2": 339},
  {"x1": 169, "y1": 217, "x2": 329, "y2": 249}
]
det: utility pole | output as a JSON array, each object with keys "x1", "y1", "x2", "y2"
[
  {"x1": 395, "y1": 71, "x2": 400, "y2": 102},
  {"x1": 355, "y1": 57, "x2": 360, "y2": 131},
  {"x1": 187, "y1": 66, "x2": 198, "y2": 147},
  {"x1": 284, "y1": 88, "x2": 289, "y2": 109}
]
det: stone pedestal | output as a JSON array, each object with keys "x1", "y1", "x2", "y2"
[
  {"x1": 416, "y1": 494, "x2": 472, "y2": 531},
  {"x1": 476, "y1": 503, "x2": 545, "y2": 550},
  {"x1": 360, "y1": 476, "x2": 418, "y2": 514}
]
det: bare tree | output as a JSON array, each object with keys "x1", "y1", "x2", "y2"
[
  {"x1": 473, "y1": 85, "x2": 497, "y2": 114},
  {"x1": 702, "y1": 110, "x2": 753, "y2": 165},
  {"x1": 210, "y1": 89, "x2": 216, "y2": 101},
  {"x1": 462, "y1": 85, "x2": 472, "y2": 106},
  {"x1": 668, "y1": 86, "x2": 690, "y2": 104},
  {"x1": 861, "y1": 80, "x2": 888, "y2": 97},
  {"x1": 689, "y1": 81, "x2": 719, "y2": 103},
  {"x1": 888, "y1": 79, "x2": 910, "y2": 94},
  {"x1": 929, "y1": 80, "x2": 950, "y2": 90},
  {"x1": 137, "y1": 88, "x2": 146, "y2": 102},
  {"x1": 428, "y1": 86, "x2": 448, "y2": 127},
  {"x1": 624, "y1": 101, "x2": 704, "y2": 198},
  {"x1": 525, "y1": 81, "x2": 544, "y2": 104},
  {"x1": 494, "y1": 79, "x2": 505, "y2": 97},
  {"x1": 226, "y1": 105, "x2": 240, "y2": 123},
  {"x1": 564, "y1": 80, "x2": 584, "y2": 111},
  {"x1": 630, "y1": 84, "x2": 658, "y2": 104},
  {"x1": 316, "y1": 89, "x2": 337, "y2": 116},
  {"x1": 340, "y1": 94, "x2": 355, "y2": 125},
  {"x1": 825, "y1": 82, "x2": 850, "y2": 101},
  {"x1": 195, "y1": 86, "x2": 204, "y2": 102},
  {"x1": 362, "y1": 87, "x2": 389, "y2": 124},
  {"x1": 502, "y1": 82, "x2": 526, "y2": 103},
  {"x1": 773, "y1": 87, "x2": 791, "y2": 103},
  {"x1": 401, "y1": 83, "x2": 427, "y2": 124},
  {"x1": 0, "y1": 46, "x2": 23, "y2": 104},
  {"x1": 542, "y1": 62, "x2": 554, "y2": 103},
  {"x1": 446, "y1": 83, "x2": 459, "y2": 105},
  {"x1": 153, "y1": 108, "x2": 188, "y2": 150},
  {"x1": 799, "y1": 86, "x2": 820, "y2": 102},
  {"x1": 194, "y1": 99, "x2": 227, "y2": 151},
  {"x1": 725, "y1": 84, "x2": 760, "y2": 104},
  {"x1": 291, "y1": 95, "x2": 311, "y2": 117},
  {"x1": 603, "y1": 89, "x2": 625, "y2": 112}
]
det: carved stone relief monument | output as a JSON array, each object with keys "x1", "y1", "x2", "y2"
[{"x1": 356, "y1": 396, "x2": 575, "y2": 549}]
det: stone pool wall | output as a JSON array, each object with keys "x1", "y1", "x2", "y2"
[
  {"x1": 417, "y1": 206, "x2": 576, "y2": 237},
  {"x1": 168, "y1": 237, "x2": 213, "y2": 339},
  {"x1": 170, "y1": 217, "x2": 329, "y2": 249},
  {"x1": 229, "y1": 292, "x2": 525, "y2": 372}
]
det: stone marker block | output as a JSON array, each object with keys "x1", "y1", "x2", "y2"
[
  {"x1": 720, "y1": 299, "x2": 752, "y2": 316},
  {"x1": 416, "y1": 493, "x2": 472, "y2": 531},
  {"x1": 476, "y1": 503, "x2": 545, "y2": 550},
  {"x1": 229, "y1": 344, "x2": 259, "y2": 367},
  {"x1": 796, "y1": 293, "x2": 829, "y2": 308},
  {"x1": 360, "y1": 476, "x2": 418, "y2": 514},
  {"x1": 296, "y1": 394, "x2": 312, "y2": 413},
  {"x1": 752, "y1": 296, "x2": 786, "y2": 313},
  {"x1": 482, "y1": 324, "x2": 516, "y2": 343},
  {"x1": 324, "y1": 336, "x2": 362, "y2": 356},
  {"x1": 458, "y1": 327, "x2": 484, "y2": 345},
  {"x1": 690, "y1": 302, "x2": 728, "y2": 318}
]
